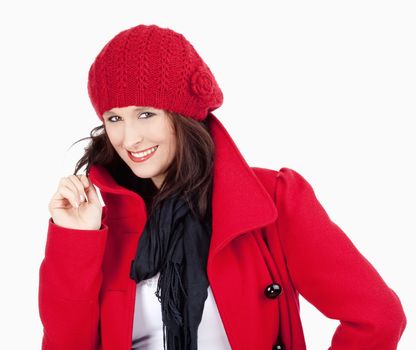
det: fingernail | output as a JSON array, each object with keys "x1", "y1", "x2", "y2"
[{"x1": 80, "y1": 194, "x2": 85, "y2": 202}]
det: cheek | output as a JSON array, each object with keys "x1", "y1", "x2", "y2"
[{"x1": 106, "y1": 129, "x2": 122, "y2": 145}]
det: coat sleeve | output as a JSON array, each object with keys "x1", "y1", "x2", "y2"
[
  {"x1": 274, "y1": 168, "x2": 406, "y2": 350},
  {"x1": 38, "y1": 206, "x2": 109, "y2": 350}
]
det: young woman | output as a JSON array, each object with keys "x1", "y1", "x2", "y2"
[{"x1": 38, "y1": 24, "x2": 406, "y2": 350}]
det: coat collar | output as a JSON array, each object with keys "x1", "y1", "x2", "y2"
[{"x1": 88, "y1": 112, "x2": 278, "y2": 259}]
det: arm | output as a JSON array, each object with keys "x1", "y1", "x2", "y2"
[
  {"x1": 274, "y1": 168, "x2": 406, "y2": 350},
  {"x1": 38, "y1": 206, "x2": 109, "y2": 350}
]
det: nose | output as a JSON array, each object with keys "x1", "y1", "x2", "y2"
[{"x1": 123, "y1": 125, "x2": 143, "y2": 150}]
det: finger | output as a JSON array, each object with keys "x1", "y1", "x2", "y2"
[
  {"x1": 76, "y1": 174, "x2": 89, "y2": 190},
  {"x1": 83, "y1": 174, "x2": 100, "y2": 205},
  {"x1": 76, "y1": 174, "x2": 90, "y2": 202},
  {"x1": 53, "y1": 184, "x2": 80, "y2": 209},
  {"x1": 60, "y1": 178, "x2": 82, "y2": 207},
  {"x1": 68, "y1": 175, "x2": 87, "y2": 203}
]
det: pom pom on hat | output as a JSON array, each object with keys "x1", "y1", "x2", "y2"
[{"x1": 87, "y1": 24, "x2": 223, "y2": 121}]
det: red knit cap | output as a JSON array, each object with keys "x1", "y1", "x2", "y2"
[{"x1": 87, "y1": 24, "x2": 224, "y2": 121}]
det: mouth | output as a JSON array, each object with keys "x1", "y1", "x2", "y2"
[{"x1": 128, "y1": 145, "x2": 159, "y2": 162}]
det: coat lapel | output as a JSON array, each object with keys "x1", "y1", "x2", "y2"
[{"x1": 207, "y1": 112, "x2": 278, "y2": 255}]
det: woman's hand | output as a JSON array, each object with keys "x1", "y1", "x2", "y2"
[{"x1": 48, "y1": 174, "x2": 102, "y2": 230}]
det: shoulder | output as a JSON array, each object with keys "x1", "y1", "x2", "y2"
[
  {"x1": 251, "y1": 166, "x2": 318, "y2": 209},
  {"x1": 251, "y1": 165, "x2": 311, "y2": 190}
]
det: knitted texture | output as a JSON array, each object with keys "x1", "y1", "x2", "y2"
[{"x1": 87, "y1": 24, "x2": 223, "y2": 121}]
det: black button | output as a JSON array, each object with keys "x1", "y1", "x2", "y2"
[
  {"x1": 272, "y1": 343, "x2": 285, "y2": 350},
  {"x1": 264, "y1": 282, "x2": 282, "y2": 298}
]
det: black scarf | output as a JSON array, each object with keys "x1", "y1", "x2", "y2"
[{"x1": 130, "y1": 193, "x2": 212, "y2": 350}]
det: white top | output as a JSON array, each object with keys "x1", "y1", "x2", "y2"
[{"x1": 132, "y1": 272, "x2": 232, "y2": 349}]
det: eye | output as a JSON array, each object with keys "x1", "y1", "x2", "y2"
[
  {"x1": 138, "y1": 112, "x2": 155, "y2": 119},
  {"x1": 107, "y1": 115, "x2": 121, "y2": 123},
  {"x1": 106, "y1": 111, "x2": 155, "y2": 123}
]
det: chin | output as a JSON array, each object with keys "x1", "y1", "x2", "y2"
[{"x1": 129, "y1": 167, "x2": 159, "y2": 180}]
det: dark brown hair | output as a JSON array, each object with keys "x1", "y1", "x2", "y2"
[{"x1": 70, "y1": 111, "x2": 214, "y2": 222}]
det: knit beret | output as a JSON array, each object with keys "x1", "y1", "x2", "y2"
[{"x1": 87, "y1": 24, "x2": 224, "y2": 121}]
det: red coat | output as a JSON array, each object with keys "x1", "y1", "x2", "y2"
[{"x1": 38, "y1": 113, "x2": 406, "y2": 350}]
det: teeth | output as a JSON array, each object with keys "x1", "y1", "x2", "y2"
[{"x1": 131, "y1": 146, "x2": 158, "y2": 158}]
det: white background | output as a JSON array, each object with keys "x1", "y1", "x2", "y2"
[{"x1": 0, "y1": 0, "x2": 415, "y2": 349}]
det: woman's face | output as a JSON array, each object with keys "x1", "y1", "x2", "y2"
[{"x1": 103, "y1": 105, "x2": 176, "y2": 189}]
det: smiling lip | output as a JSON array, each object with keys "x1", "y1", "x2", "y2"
[
  {"x1": 127, "y1": 145, "x2": 156, "y2": 153},
  {"x1": 128, "y1": 146, "x2": 158, "y2": 162}
]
